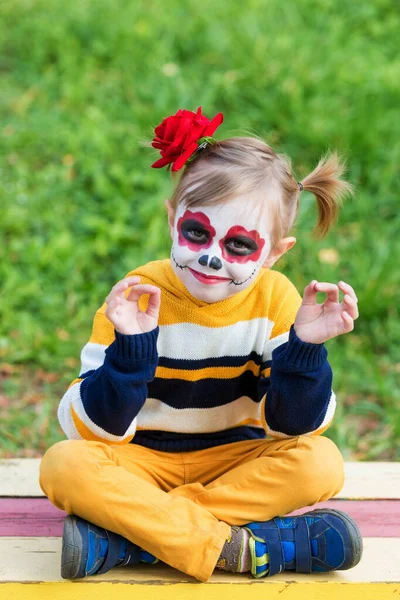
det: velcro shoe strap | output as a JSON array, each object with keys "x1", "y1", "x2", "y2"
[
  {"x1": 121, "y1": 540, "x2": 142, "y2": 566},
  {"x1": 97, "y1": 530, "x2": 124, "y2": 575},
  {"x1": 260, "y1": 520, "x2": 285, "y2": 576},
  {"x1": 294, "y1": 517, "x2": 312, "y2": 573}
]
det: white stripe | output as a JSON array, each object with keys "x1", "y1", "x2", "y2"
[
  {"x1": 262, "y1": 331, "x2": 289, "y2": 363},
  {"x1": 137, "y1": 396, "x2": 263, "y2": 433},
  {"x1": 312, "y1": 389, "x2": 336, "y2": 432},
  {"x1": 157, "y1": 318, "x2": 274, "y2": 360},
  {"x1": 78, "y1": 318, "x2": 280, "y2": 375},
  {"x1": 58, "y1": 380, "x2": 137, "y2": 442},
  {"x1": 57, "y1": 398, "x2": 83, "y2": 441},
  {"x1": 79, "y1": 343, "x2": 107, "y2": 376},
  {"x1": 265, "y1": 390, "x2": 337, "y2": 438}
]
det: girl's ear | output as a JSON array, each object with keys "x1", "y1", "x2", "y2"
[
  {"x1": 263, "y1": 237, "x2": 296, "y2": 268},
  {"x1": 165, "y1": 200, "x2": 175, "y2": 240}
]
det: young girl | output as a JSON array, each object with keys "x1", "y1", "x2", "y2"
[{"x1": 40, "y1": 107, "x2": 362, "y2": 582}]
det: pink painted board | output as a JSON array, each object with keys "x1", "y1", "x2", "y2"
[
  {"x1": 0, "y1": 498, "x2": 66, "y2": 536},
  {"x1": 291, "y1": 500, "x2": 398, "y2": 536},
  {"x1": 0, "y1": 498, "x2": 398, "y2": 537}
]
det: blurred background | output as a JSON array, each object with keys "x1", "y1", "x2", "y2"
[{"x1": 0, "y1": 0, "x2": 399, "y2": 459}]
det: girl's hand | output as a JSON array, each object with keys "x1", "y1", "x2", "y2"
[
  {"x1": 105, "y1": 276, "x2": 161, "y2": 335},
  {"x1": 294, "y1": 281, "x2": 359, "y2": 344}
]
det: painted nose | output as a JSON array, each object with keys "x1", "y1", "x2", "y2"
[
  {"x1": 210, "y1": 256, "x2": 223, "y2": 270},
  {"x1": 198, "y1": 255, "x2": 208, "y2": 267},
  {"x1": 198, "y1": 255, "x2": 223, "y2": 271}
]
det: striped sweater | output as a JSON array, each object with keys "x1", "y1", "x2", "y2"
[{"x1": 58, "y1": 259, "x2": 336, "y2": 451}]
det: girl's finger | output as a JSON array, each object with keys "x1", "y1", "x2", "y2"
[
  {"x1": 106, "y1": 277, "x2": 140, "y2": 304},
  {"x1": 145, "y1": 287, "x2": 161, "y2": 319},
  {"x1": 127, "y1": 284, "x2": 161, "y2": 302},
  {"x1": 342, "y1": 311, "x2": 354, "y2": 332},
  {"x1": 111, "y1": 277, "x2": 140, "y2": 295},
  {"x1": 314, "y1": 282, "x2": 339, "y2": 303},
  {"x1": 343, "y1": 294, "x2": 359, "y2": 319},
  {"x1": 302, "y1": 280, "x2": 318, "y2": 305},
  {"x1": 338, "y1": 281, "x2": 358, "y2": 303},
  {"x1": 106, "y1": 297, "x2": 120, "y2": 310}
]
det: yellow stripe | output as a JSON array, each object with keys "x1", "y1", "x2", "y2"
[
  {"x1": 260, "y1": 367, "x2": 271, "y2": 378},
  {"x1": 2, "y1": 583, "x2": 398, "y2": 600},
  {"x1": 126, "y1": 261, "x2": 302, "y2": 327},
  {"x1": 89, "y1": 306, "x2": 115, "y2": 345},
  {"x1": 70, "y1": 405, "x2": 133, "y2": 445},
  {"x1": 85, "y1": 263, "x2": 302, "y2": 350},
  {"x1": 155, "y1": 361, "x2": 260, "y2": 381},
  {"x1": 310, "y1": 419, "x2": 333, "y2": 436},
  {"x1": 68, "y1": 377, "x2": 83, "y2": 389},
  {"x1": 235, "y1": 417, "x2": 263, "y2": 427}
]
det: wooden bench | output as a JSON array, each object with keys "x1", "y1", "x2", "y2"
[{"x1": 0, "y1": 459, "x2": 399, "y2": 599}]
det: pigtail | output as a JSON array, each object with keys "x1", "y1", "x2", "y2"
[{"x1": 299, "y1": 153, "x2": 354, "y2": 238}]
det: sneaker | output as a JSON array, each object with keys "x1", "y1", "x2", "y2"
[
  {"x1": 245, "y1": 508, "x2": 363, "y2": 578},
  {"x1": 61, "y1": 515, "x2": 157, "y2": 579}
]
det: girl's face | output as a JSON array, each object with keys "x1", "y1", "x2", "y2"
[{"x1": 170, "y1": 194, "x2": 273, "y2": 303}]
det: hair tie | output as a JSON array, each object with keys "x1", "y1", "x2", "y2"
[{"x1": 298, "y1": 181, "x2": 304, "y2": 192}]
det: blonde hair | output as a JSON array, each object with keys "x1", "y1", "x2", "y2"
[{"x1": 169, "y1": 137, "x2": 353, "y2": 249}]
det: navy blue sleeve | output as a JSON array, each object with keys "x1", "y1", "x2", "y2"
[
  {"x1": 80, "y1": 327, "x2": 159, "y2": 436},
  {"x1": 259, "y1": 325, "x2": 333, "y2": 436}
]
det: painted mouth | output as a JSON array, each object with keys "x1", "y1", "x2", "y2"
[
  {"x1": 188, "y1": 267, "x2": 231, "y2": 285},
  {"x1": 171, "y1": 252, "x2": 258, "y2": 287}
]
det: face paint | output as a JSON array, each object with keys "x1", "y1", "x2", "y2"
[
  {"x1": 219, "y1": 226, "x2": 265, "y2": 264},
  {"x1": 170, "y1": 194, "x2": 272, "y2": 303},
  {"x1": 177, "y1": 210, "x2": 216, "y2": 251}
]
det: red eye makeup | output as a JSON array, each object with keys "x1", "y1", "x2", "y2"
[
  {"x1": 219, "y1": 226, "x2": 265, "y2": 264},
  {"x1": 177, "y1": 210, "x2": 216, "y2": 251}
]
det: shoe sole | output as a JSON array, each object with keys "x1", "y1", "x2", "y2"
[
  {"x1": 304, "y1": 508, "x2": 363, "y2": 570},
  {"x1": 61, "y1": 515, "x2": 84, "y2": 579}
]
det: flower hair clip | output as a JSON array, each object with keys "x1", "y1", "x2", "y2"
[{"x1": 151, "y1": 107, "x2": 224, "y2": 172}]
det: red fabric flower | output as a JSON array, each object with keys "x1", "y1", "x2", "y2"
[{"x1": 151, "y1": 107, "x2": 224, "y2": 172}]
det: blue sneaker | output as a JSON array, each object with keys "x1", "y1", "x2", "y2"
[
  {"x1": 61, "y1": 515, "x2": 158, "y2": 579},
  {"x1": 245, "y1": 509, "x2": 363, "y2": 578}
]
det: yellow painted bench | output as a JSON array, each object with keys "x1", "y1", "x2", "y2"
[{"x1": 0, "y1": 459, "x2": 399, "y2": 599}]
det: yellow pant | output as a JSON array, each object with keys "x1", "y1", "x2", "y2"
[{"x1": 39, "y1": 435, "x2": 344, "y2": 582}]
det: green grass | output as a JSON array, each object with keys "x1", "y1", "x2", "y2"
[{"x1": 0, "y1": 0, "x2": 399, "y2": 459}]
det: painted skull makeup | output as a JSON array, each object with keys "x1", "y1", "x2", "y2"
[{"x1": 170, "y1": 195, "x2": 272, "y2": 303}]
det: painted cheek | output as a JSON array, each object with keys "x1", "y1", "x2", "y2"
[
  {"x1": 177, "y1": 210, "x2": 216, "y2": 252},
  {"x1": 219, "y1": 226, "x2": 266, "y2": 264}
]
